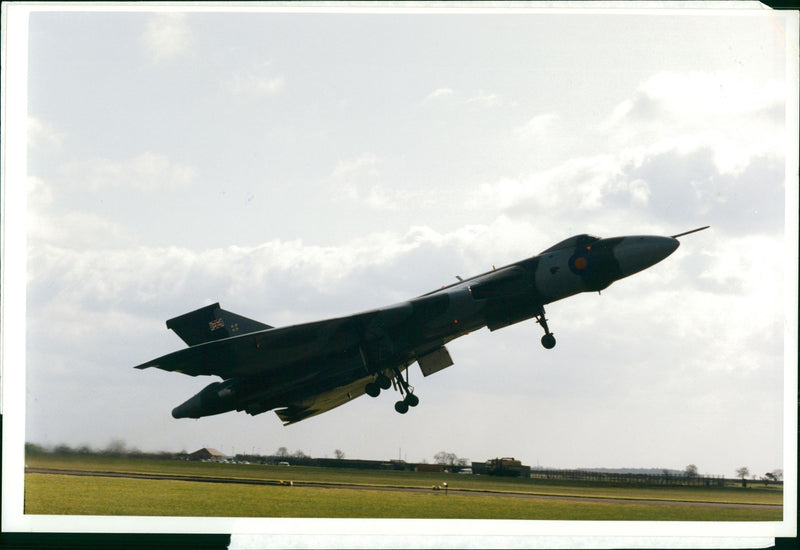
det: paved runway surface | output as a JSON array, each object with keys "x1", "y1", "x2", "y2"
[{"x1": 25, "y1": 468, "x2": 782, "y2": 510}]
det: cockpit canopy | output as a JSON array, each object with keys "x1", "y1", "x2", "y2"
[{"x1": 539, "y1": 234, "x2": 601, "y2": 254}]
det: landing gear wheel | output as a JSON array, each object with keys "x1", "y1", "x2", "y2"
[
  {"x1": 365, "y1": 382, "x2": 381, "y2": 398},
  {"x1": 535, "y1": 308, "x2": 556, "y2": 349},
  {"x1": 376, "y1": 373, "x2": 392, "y2": 390},
  {"x1": 405, "y1": 393, "x2": 419, "y2": 407},
  {"x1": 541, "y1": 333, "x2": 556, "y2": 349},
  {"x1": 394, "y1": 400, "x2": 409, "y2": 414}
]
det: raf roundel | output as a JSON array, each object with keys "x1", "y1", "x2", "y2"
[{"x1": 569, "y1": 255, "x2": 589, "y2": 273}]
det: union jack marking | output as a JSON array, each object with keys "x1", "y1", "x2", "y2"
[{"x1": 209, "y1": 318, "x2": 224, "y2": 331}]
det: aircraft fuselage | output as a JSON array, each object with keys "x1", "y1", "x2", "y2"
[{"x1": 137, "y1": 231, "x2": 694, "y2": 424}]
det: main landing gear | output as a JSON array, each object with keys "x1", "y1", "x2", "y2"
[
  {"x1": 364, "y1": 367, "x2": 419, "y2": 415},
  {"x1": 536, "y1": 309, "x2": 556, "y2": 349},
  {"x1": 392, "y1": 366, "x2": 419, "y2": 414},
  {"x1": 365, "y1": 373, "x2": 391, "y2": 397}
]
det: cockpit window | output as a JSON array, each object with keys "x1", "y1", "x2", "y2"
[{"x1": 539, "y1": 234, "x2": 600, "y2": 254}]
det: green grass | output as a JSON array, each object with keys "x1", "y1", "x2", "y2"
[
  {"x1": 24, "y1": 454, "x2": 782, "y2": 520},
  {"x1": 24, "y1": 473, "x2": 782, "y2": 520},
  {"x1": 26, "y1": 454, "x2": 782, "y2": 506}
]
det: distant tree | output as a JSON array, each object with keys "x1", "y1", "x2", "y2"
[
  {"x1": 334, "y1": 449, "x2": 345, "y2": 460},
  {"x1": 434, "y1": 451, "x2": 464, "y2": 466},
  {"x1": 456, "y1": 457, "x2": 469, "y2": 467},
  {"x1": 684, "y1": 464, "x2": 699, "y2": 478},
  {"x1": 24, "y1": 443, "x2": 47, "y2": 456},
  {"x1": 292, "y1": 449, "x2": 309, "y2": 459},
  {"x1": 53, "y1": 444, "x2": 74, "y2": 455},
  {"x1": 764, "y1": 469, "x2": 783, "y2": 484},
  {"x1": 76, "y1": 444, "x2": 93, "y2": 455},
  {"x1": 104, "y1": 439, "x2": 127, "y2": 456},
  {"x1": 128, "y1": 446, "x2": 143, "y2": 457},
  {"x1": 736, "y1": 467, "x2": 750, "y2": 487},
  {"x1": 276, "y1": 446, "x2": 288, "y2": 457}
]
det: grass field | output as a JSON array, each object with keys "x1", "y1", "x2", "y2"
[{"x1": 24, "y1": 454, "x2": 783, "y2": 520}]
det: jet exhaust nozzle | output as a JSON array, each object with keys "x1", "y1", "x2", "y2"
[{"x1": 172, "y1": 380, "x2": 237, "y2": 419}]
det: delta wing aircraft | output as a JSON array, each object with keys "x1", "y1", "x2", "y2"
[{"x1": 136, "y1": 227, "x2": 708, "y2": 424}]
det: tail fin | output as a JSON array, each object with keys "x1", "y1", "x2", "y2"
[{"x1": 166, "y1": 303, "x2": 272, "y2": 346}]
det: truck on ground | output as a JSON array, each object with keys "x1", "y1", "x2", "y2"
[{"x1": 486, "y1": 457, "x2": 523, "y2": 477}]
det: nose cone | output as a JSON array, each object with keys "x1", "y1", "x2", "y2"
[{"x1": 615, "y1": 236, "x2": 679, "y2": 279}]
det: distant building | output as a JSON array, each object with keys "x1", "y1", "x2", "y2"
[
  {"x1": 188, "y1": 447, "x2": 226, "y2": 461},
  {"x1": 415, "y1": 463, "x2": 444, "y2": 473},
  {"x1": 472, "y1": 459, "x2": 531, "y2": 477}
]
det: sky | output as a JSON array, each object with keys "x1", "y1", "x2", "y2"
[{"x1": 7, "y1": 3, "x2": 797, "y2": 485}]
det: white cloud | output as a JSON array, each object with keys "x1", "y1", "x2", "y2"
[
  {"x1": 515, "y1": 112, "x2": 559, "y2": 142},
  {"x1": 693, "y1": 234, "x2": 784, "y2": 316},
  {"x1": 61, "y1": 152, "x2": 196, "y2": 191},
  {"x1": 602, "y1": 71, "x2": 785, "y2": 174},
  {"x1": 472, "y1": 70, "x2": 785, "y2": 238},
  {"x1": 27, "y1": 175, "x2": 53, "y2": 211},
  {"x1": 424, "y1": 87, "x2": 455, "y2": 101},
  {"x1": 331, "y1": 153, "x2": 382, "y2": 184},
  {"x1": 28, "y1": 116, "x2": 65, "y2": 152},
  {"x1": 28, "y1": 210, "x2": 138, "y2": 251},
  {"x1": 471, "y1": 153, "x2": 643, "y2": 218},
  {"x1": 141, "y1": 13, "x2": 192, "y2": 62},
  {"x1": 227, "y1": 63, "x2": 285, "y2": 97},
  {"x1": 27, "y1": 176, "x2": 137, "y2": 250},
  {"x1": 330, "y1": 153, "x2": 401, "y2": 208},
  {"x1": 464, "y1": 90, "x2": 503, "y2": 108},
  {"x1": 633, "y1": 72, "x2": 783, "y2": 118},
  {"x1": 25, "y1": 222, "x2": 524, "y2": 325},
  {"x1": 478, "y1": 141, "x2": 783, "y2": 240},
  {"x1": 423, "y1": 87, "x2": 509, "y2": 108}
]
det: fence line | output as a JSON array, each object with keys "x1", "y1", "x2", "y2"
[{"x1": 527, "y1": 468, "x2": 726, "y2": 486}]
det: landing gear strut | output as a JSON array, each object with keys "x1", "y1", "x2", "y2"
[
  {"x1": 536, "y1": 309, "x2": 556, "y2": 349},
  {"x1": 392, "y1": 366, "x2": 419, "y2": 414},
  {"x1": 363, "y1": 368, "x2": 420, "y2": 414}
]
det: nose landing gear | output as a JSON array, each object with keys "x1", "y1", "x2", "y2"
[{"x1": 536, "y1": 309, "x2": 556, "y2": 349}]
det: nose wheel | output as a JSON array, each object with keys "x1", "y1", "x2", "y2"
[{"x1": 536, "y1": 309, "x2": 556, "y2": 349}]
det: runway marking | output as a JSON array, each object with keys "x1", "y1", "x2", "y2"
[{"x1": 25, "y1": 468, "x2": 782, "y2": 510}]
